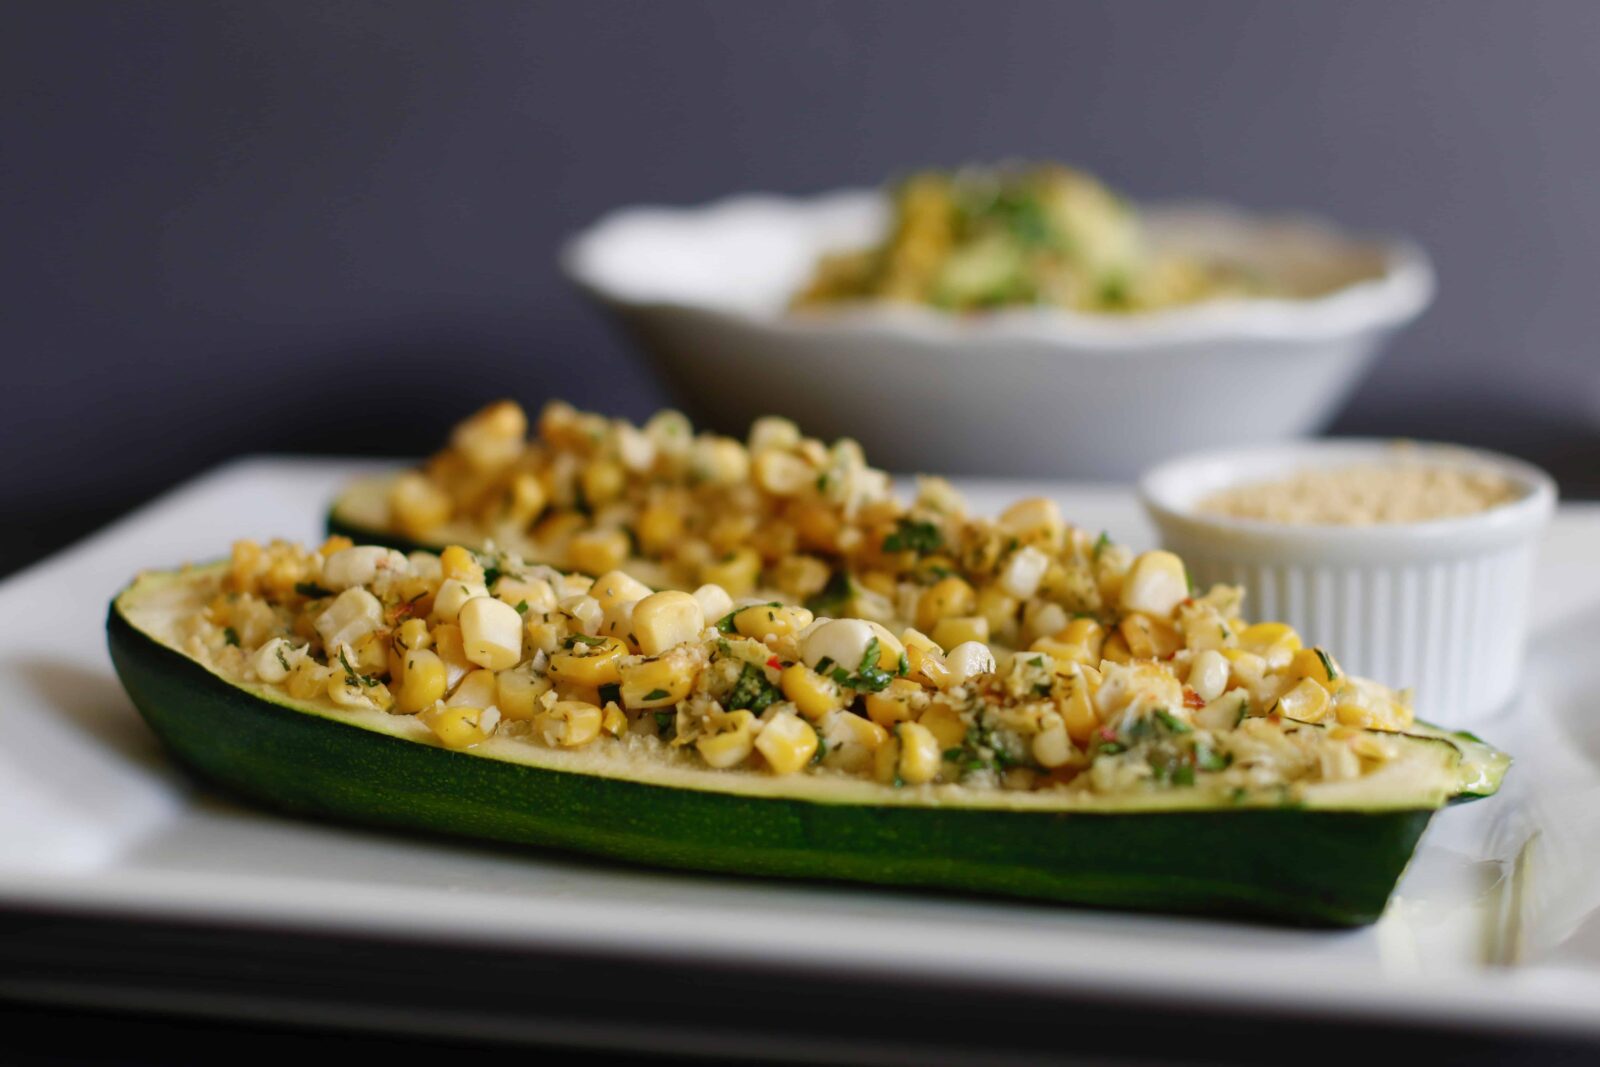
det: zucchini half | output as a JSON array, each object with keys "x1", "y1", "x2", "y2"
[{"x1": 107, "y1": 564, "x2": 1504, "y2": 927}]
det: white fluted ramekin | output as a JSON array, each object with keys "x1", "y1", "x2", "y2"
[{"x1": 1139, "y1": 441, "x2": 1556, "y2": 726}]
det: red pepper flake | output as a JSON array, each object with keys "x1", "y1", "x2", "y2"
[
  {"x1": 1098, "y1": 726, "x2": 1118, "y2": 742},
  {"x1": 767, "y1": 656, "x2": 782, "y2": 670},
  {"x1": 1183, "y1": 688, "x2": 1205, "y2": 709}
]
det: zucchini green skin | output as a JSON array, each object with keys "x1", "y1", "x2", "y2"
[{"x1": 108, "y1": 602, "x2": 1434, "y2": 928}]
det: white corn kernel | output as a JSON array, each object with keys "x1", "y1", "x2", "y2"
[
  {"x1": 944, "y1": 641, "x2": 996, "y2": 686},
  {"x1": 253, "y1": 638, "x2": 300, "y2": 683},
  {"x1": 998, "y1": 545, "x2": 1051, "y2": 599},
  {"x1": 591, "y1": 570, "x2": 653, "y2": 610},
  {"x1": 559, "y1": 594, "x2": 603, "y2": 635},
  {"x1": 748, "y1": 415, "x2": 801, "y2": 453},
  {"x1": 692, "y1": 583, "x2": 734, "y2": 625},
  {"x1": 433, "y1": 578, "x2": 489, "y2": 624},
  {"x1": 1187, "y1": 649, "x2": 1230, "y2": 702},
  {"x1": 631, "y1": 590, "x2": 705, "y2": 655},
  {"x1": 1120, "y1": 550, "x2": 1189, "y2": 618},
  {"x1": 314, "y1": 587, "x2": 383, "y2": 650},
  {"x1": 459, "y1": 596, "x2": 523, "y2": 670},
  {"x1": 321, "y1": 546, "x2": 409, "y2": 591},
  {"x1": 800, "y1": 618, "x2": 876, "y2": 673},
  {"x1": 753, "y1": 450, "x2": 812, "y2": 496}
]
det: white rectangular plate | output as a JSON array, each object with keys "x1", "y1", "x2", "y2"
[{"x1": 4, "y1": 458, "x2": 1599, "y2": 1037}]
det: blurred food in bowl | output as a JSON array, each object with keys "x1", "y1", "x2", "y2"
[
  {"x1": 562, "y1": 168, "x2": 1434, "y2": 478},
  {"x1": 793, "y1": 163, "x2": 1283, "y2": 314}
]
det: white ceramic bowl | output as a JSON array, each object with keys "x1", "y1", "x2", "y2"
[
  {"x1": 562, "y1": 189, "x2": 1435, "y2": 479},
  {"x1": 1139, "y1": 441, "x2": 1557, "y2": 726}
]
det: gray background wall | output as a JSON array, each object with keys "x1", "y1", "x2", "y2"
[{"x1": 6, "y1": 1, "x2": 1599, "y2": 571}]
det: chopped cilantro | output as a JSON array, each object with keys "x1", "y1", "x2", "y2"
[
  {"x1": 1171, "y1": 764, "x2": 1196, "y2": 787},
  {"x1": 897, "y1": 652, "x2": 910, "y2": 676},
  {"x1": 1092, "y1": 532, "x2": 1110, "y2": 562},
  {"x1": 643, "y1": 688, "x2": 671, "y2": 702},
  {"x1": 514, "y1": 600, "x2": 529, "y2": 615},
  {"x1": 275, "y1": 646, "x2": 291, "y2": 671},
  {"x1": 1314, "y1": 648, "x2": 1339, "y2": 680},
  {"x1": 804, "y1": 570, "x2": 854, "y2": 616},
  {"x1": 814, "y1": 656, "x2": 835, "y2": 676},
  {"x1": 726, "y1": 662, "x2": 782, "y2": 714},
  {"x1": 811, "y1": 734, "x2": 827, "y2": 764},
  {"x1": 564, "y1": 633, "x2": 607, "y2": 648},
  {"x1": 1154, "y1": 708, "x2": 1193, "y2": 734},
  {"x1": 223, "y1": 627, "x2": 239, "y2": 647},
  {"x1": 882, "y1": 518, "x2": 942, "y2": 555},
  {"x1": 654, "y1": 711, "x2": 675, "y2": 739}
]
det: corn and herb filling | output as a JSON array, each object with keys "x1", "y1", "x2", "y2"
[
  {"x1": 180, "y1": 532, "x2": 1418, "y2": 798},
  {"x1": 790, "y1": 164, "x2": 1277, "y2": 314}
]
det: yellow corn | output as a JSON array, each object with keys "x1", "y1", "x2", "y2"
[
  {"x1": 732, "y1": 603, "x2": 813, "y2": 642},
  {"x1": 874, "y1": 721, "x2": 941, "y2": 785},
  {"x1": 536, "y1": 700, "x2": 603, "y2": 747},
  {"x1": 567, "y1": 528, "x2": 631, "y2": 576},
  {"x1": 548, "y1": 636, "x2": 627, "y2": 686},
  {"x1": 1287, "y1": 647, "x2": 1340, "y2": 686},
  {"x1": 754, "y1": 710, "x2": 819, "y2": 774},
  {"x1": 420, "y1": 705, "x2": 490, "y2": 749},
  {"x1": 619, "y1": 654, "x2": 695, "y2": 708},
  {"x1": 1118, "y1": 613, "x2": 1182, "y2": 660},
  {"x1": 696, "y1": 709, "x2": 757, "y2": 768},
  {"x1": 1240, "y1": 622, "x2": 1302, "y2": 668},
  {"x1": 1277, "y1": 677, "x2": 1331, "y2": 723},
  {"x1": 1056, "y1": 662, "x2": 1099, "y2": 745},
  {"x1": 915, "y1": 576, "x2": 977, "y2": 633},
  {"x1": 495, "y1": 667, "x2": 552, "y2": 720},
  {"x1": 931, "y1": 615, "x2": 990, "y2": 651},
  {"x1": 916, "y1": 701, "x2": 967, "y2": 749},
  {"x1": 602, "y1": 703, "x2": 629, "y2": 737},
  {"x1": 779, "y1": 664, "x2": 844, "y2": 721},
  {"x1": 700, "y1": 547, "x2": 761, "y2": 598},
  {"x1": 388, "y1": 471, "x2": 453, "y2": 537},
  {"x1": 440, "y1": 545, "x2": 484, "y2": 582},
  {"x1": 446, "y1": 667, "x2": 498, "y2": 709},
  {"x1": 900, "y1": 628, "x2": 950, "y2": 687},
  {"x1": 864, "y1": 677, "x2": 922, "y2": 729},
  {"x1": 635, "y1": 501, "x2": 684, "y2": 556},
  {"x1": 581, "y1": 459, "x2": 626, "y2": 508}
]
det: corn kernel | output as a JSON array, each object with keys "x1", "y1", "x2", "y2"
[
  {"x1": 389, "y1": 471, "x2": 453, "y2": 537},
  {"x1": 1118, "y1": 612, "x2": 1182, "y2": 659},
  {"x1": 620, "y1": 650, "x2": 698, "y2": 708},
  {"x1": 1287, "y1": 647, "x2": 1340, "y2": 686},
  {"x1": 548, "y1": 635, "x2": 627, "y2": 686},
  {"x1": 1277, "y1": 677, "x2": 1331, "y2": 723},
  {"x1": 1120, "y1": 550, "x2": 1189, "y2": 618},
  {"x1": 496, "y1": 667, "x2": 552, "y2": 720},
  {"x1": 917, "y1": 701, "x2": 967, "y2": 749},
  {"x1": 567, "y1": 528, "x2": 631, "y2": 576},
  {"x1": 732, "y1": 603, "x2": 813, "y2": 642},
  {"x1": 631, "y1": 590, "x2": 705, "y2": 655},
  {"x1": 931, "y1": 615, "x2": 990, "y2": 651},
  {"x1": 420, "y1": 705, "x2": 491, "y2": 749},
  {"x1": 458, "y1": 596, "x2": 523, "y2": 670},
  {"x1": 915, "y1": 576, "x2": 977, "y2": 633},
  {"x1": 1056, "y1": 662, "x2": 1099, "y2": 745},
  {"x1": 581, "y1": 459, "x2": 626, "y2": 508},
  {"x1": 864, "y1": 677, "x2": 922, "y2": 728},
  {"x1": 432, "y1": 578, "x2": 488, "y2": 624},
  {"x1": 819, "y1": 711, "x2": 888, "y2": 772},
  {"x1": 447, "y1": 668, "x2": 498, "y2": 709},
  {"x1": 875, "y1": 722, "x2": 941, "y2": 786},
  {"x1": 779, "y1": 664, "x2": 844, "y2": 721},
  {"x1": 754, "y1": 710, "x2": 818, "y2": 774},
  {"x1": 700, "y1": 547, "x2": 761, "y2": 598},
  {"x1": 536, "y1": 701, "x2": 603, "y2": 747},
  {"x1": 696, "y1": 710, "x2": 757, "y2": 768},
  {"x1": 1240, "y1": 622, "x2": 1302, "y2": 668}
]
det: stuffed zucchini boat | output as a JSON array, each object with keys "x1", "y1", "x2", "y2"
[{"x1": 108, "y1": 533, "x2": 1505, "y2": 927}]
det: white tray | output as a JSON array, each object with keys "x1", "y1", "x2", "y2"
[{"x1": 4, "y1": 458, "x2": 1599, "y2": 1040}]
